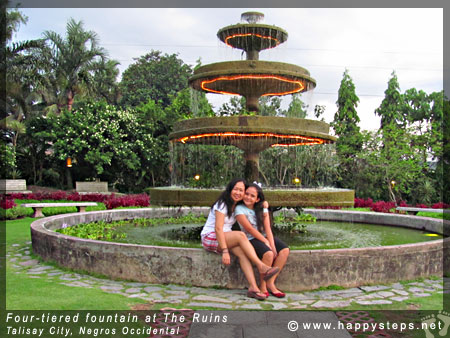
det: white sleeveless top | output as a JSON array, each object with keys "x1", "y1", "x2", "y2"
[{"x1": 200, "y1": 201, "x2": 236, "y2": 237}]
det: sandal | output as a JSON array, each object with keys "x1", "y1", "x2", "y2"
[
  {"x1": 269, "y1": 289, "x2": 286, "y2": 298},
  {"x1": 247, "y1": 290, "x2": 267, "y2": 300},
  {"x1": 261, "y1": 266, "x2": 280, "y2": 281}
]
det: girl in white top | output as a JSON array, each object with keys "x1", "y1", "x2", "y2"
[
  {"x1": 235, "y1": 182, "x2": 290, "y2": 298},
  {"x1": 200, "y1": 178, "x2": 279, "y2": 300}
]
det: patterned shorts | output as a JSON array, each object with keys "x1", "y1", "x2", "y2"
[{"x1": 201, "y1": 232, "x2": 220, "y2": 253}]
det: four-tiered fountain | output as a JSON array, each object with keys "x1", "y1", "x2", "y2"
[{"x1": 150, "y1": 12, "x2": 354, "y2": 207}]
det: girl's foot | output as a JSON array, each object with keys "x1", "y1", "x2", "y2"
[
  {"x1": 258, "y1": 265, "x2": 280, "y2": 281},
  {"x1": 247, "y1": 289, "x2": 267, "y2": 300},
  {"x1": 261, "y1": 266, "x2": 279, "y2": 281},
  {"x1": 267, "y1": 285, "x2": 286, "y2": 298}
]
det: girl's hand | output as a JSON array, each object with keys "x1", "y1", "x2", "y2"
[
  {"x1": 222, "y1": 251, "x2": 230, "y2": 265},
  {"x1": 270, "y1": 245, "x2": 278, "y2": 259},
  {"x1": 262, "y1": 201, "x2": 269, "y2": 209}
]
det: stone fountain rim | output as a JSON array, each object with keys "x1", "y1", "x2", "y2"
[
  {"x1": 189, "y1": 60, "x2": 315, "y2": 82},
  {"x1": 30, "y1": 208, "x2": 447, "y2": 291},
  {"x1": 216, "y1": 23, "x2": 289, "y2": 47},
  {"x1": 217, "y1": 22, "x2": 289, "y2": 36},
  {"x1": 31, "y1": 207, "x2": 447, "y2": 246},
  {"x1": 190, "y1": 59, "x2": 313, "y2": 74}
]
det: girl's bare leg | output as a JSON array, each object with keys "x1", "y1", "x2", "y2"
[
  {"x1": 259, "y1": 250, "x2": 274, "y2": 294},
  {"x1": 224, "y1": 231, "x2": 273, "y2": 274},
  {"x1": 266, "y1": 248, "x2": 290, "y2": 292},
  {"x1": 230, "y1": 246, "x2": 262, "y2": 294}
]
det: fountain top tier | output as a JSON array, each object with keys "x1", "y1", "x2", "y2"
[
  {"x1": 217, "y1": 11, "x2": 288, "y2": 58},
  {"x1": 189, "y1": 12, "x2": 315, "y2": 112}
]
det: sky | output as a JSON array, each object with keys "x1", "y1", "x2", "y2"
[{"x1": 11, "y1": 7, "x2": 444, "y2": 132}]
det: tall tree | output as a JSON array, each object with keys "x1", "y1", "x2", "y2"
[
  {"x1": 331, "y1": 69, "x2": 362, "y2": 188},
  {"x1": 120, "y1": 50, "x2": 192, "y2": 108},
  {"x1": 375, "y1": 71, "x2": 404, "y2": 129},
  {"x1": 40, "y1": 18, "x2": 108, "y2": 112},
  {"x1": 285, "y1": 94, "x2": 308, "y2": 118}
]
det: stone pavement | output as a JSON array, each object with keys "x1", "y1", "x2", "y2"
[{"x1": 7, "y1": 241, "x2": 448, "y2": 312}]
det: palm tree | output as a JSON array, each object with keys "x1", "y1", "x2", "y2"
[{"x1": 41, "y1": 18, "x2": 107, "y2": 112}]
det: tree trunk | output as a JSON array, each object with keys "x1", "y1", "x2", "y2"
[
  {"x1": 387, "y1": 180, "x2": 396, "y2": 204},
  {"x1": 67, "y1": 90, "x2": 74, "y2": 111}
]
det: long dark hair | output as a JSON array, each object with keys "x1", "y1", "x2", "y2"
[
  {"x1": 212, "y1": 178, "x2": 247, "y2": 218},
  {"x1": 247, "y1": 183, "x2": 266, "y2": 232}
]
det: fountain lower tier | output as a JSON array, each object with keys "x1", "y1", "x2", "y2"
[
  {"x1": 169, "y1": 115, "x2": 335, "y2": 150},
  {"x1": 148, "y1": 187, "x2": 354, "y2": 208},
  {"x1": 189, "y1": 61, "x2": 316, "y2": 111},
  {"x1": 170, "y1": 115, "x2": 336, "y2": 182}
]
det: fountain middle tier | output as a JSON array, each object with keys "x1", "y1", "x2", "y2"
[{"x1": 189, "y1": 60, "x2": 316, "y2": 111}]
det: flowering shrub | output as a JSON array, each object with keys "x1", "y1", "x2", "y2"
[
  {"x1": 104, "y1": 194, "x2": 150, "y2": 209},
  {"x1": 397, "y1": 200, "x2": 409, "y2": 207},
  {"x1": 370, "y1": 201, "x2": 396, "y2": 213},
  {"x1": 415, "y1": 203, "x2": 429, "y2": 209},
  {"x1": 8, "y1": 190, "x2": 150, "y2": 211},
  {"x1": 354, "y1": 198, "x2": 373, "y2": 208},
  {"x1": 431, "y1": 202, "x2": 450, "y2": 209},
  {"x1": 0, "y1": 195, "x2": 16, "y2": 209}
]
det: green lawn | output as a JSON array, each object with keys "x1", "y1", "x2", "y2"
[{"x1": 6, "y1": 218, "x2": 145, "y2": 310}]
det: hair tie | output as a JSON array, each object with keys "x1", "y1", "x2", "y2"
[{"x1": 253, "y1": 181, "x2": 262, "y2": 188}]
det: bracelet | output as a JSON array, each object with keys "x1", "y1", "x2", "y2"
[{"x1": 222, "y1": 249, "x2": 229, "y2": 254}]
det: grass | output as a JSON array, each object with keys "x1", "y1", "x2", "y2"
[
  {"x1": 417, "y1": 211, "x2": 450, "y2": 220},
  {"x1": 6, "y1": 218, "x2": 145, "y2": 310}
]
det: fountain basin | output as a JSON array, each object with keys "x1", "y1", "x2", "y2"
[
  {"x1": 148, "y1": 187, "x2": 353, "y2": 208},
  {"x1": 30, "y1": 208, "x2": 449, "y2": 291}
]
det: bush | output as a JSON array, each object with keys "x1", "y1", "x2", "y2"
[
  {"x1": 370, "y1": 201, "x2": 396, "y2": 213},
  {"x1": 104, "y1": 194, "x2": 150, "y2": 209},
  {"x1": 415, "y1": 203, "x2": 429, "y2": 209},
  {"x1": 0, "y1": 195, "x2": 16, "y2": 209},
  {"x1": 398, "y1": 200, "x2": 409, "y2": 207},
  {"x1": 1, "y1": 206, "x2": 34, "y2": 220},
  {"x1": 354, "y1": 197, "x2": 373, "y2": 208},
  {"x1": 431, "y1": 202, "x2": 450, "y2": 209},
  {"x1": 10, "y1": 191, "x2": 111, "y2": 203}
]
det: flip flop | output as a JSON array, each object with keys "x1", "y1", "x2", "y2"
[
  {"x1": 269, "y1": 289, "x2": 286, "y2": 298},
  {"x1": 262, "y1": 266, "x2": 280, "y2": 281},
  {"x1": 247, "y1": 290, "x2": 267, "y2": 300}
]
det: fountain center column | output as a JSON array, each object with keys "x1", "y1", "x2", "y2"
[{"x1": 243, "y1": 150, "x2": 260, "y2": 183}]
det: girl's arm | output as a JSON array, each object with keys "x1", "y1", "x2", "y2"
[
  {"x1": 263, "y1": 209, "x2": 277, "y2": 258},
  {"x1": 214, "y1": 211, "x2": 231, "y2": 265},
  {"x1": 236, "y1": 214, "x2": 269, "y2": 246}
]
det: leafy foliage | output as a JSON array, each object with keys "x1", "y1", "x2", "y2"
[
  {"x1": 37, "y1": 19, "x2": 109, "y2": 112},
  {"x1": 331, "y1": 70, "x2": 363, "y2": 190},
  {"x1": 0, "y1": 141, "x2": 17, "y2": 177},
  {"x1": 120, "y1": 50, "x2": 192, "y2": 108}
]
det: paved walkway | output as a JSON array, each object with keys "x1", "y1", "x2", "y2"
[{"x1": 8, "y1": 241, "x2": 447, "y2": 312}]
